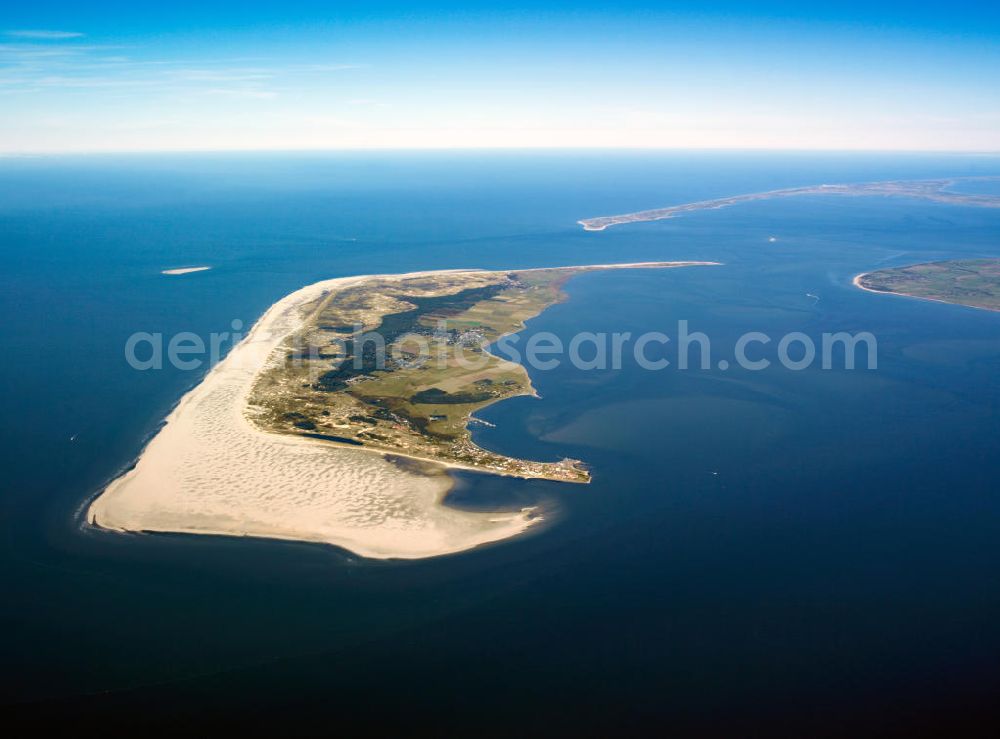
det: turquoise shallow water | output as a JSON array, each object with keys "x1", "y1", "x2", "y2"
[{"x1": 1, "y1": 152, "x2": 999, "y2": 732}]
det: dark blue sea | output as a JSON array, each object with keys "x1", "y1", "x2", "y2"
[{"x1": 1, "y1": 152, "x2": 999, "y2": 733}]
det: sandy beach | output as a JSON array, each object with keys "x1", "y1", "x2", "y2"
[
  {"x1": 852, "y1": 272, "x2": 879, "y2": 293},
  {"x1": 89, "y1": 270, "x2": 540, "y2": 559}
]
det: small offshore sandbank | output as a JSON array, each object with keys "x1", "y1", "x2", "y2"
[
  {"x1": 162, "y1": 266, "x2": 211, "y2": 275},
  {"x1": 90, "y1": 262, "x2": 712, "y2": 559}
]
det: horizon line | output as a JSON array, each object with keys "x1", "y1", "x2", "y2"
[{"x1": 3, "y1": 146, "x2": 1000, "y2": 158}]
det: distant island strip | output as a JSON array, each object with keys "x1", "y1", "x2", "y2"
[
  {"x1": 89, "y1": 261, "x2": 718, "y2": 559},
  {"x1": 578, "y1": 177, "x2": 1000, "y2": 231},
  {"x1": 854, "y1": 259, "x2": 1000, "y2": 312}
]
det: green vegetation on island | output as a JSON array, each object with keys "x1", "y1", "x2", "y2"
[
  {"x1": 247, "y1": 267, "x2": 591, "y2": 482},
  {"x1": 246, "y1": 263, "x2": 713, "y2": 483},
  {"x1": 855, "y1": 258, "x2": 1000, "y2": 312}
]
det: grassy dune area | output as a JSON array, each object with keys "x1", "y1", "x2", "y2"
[{"x1": 247, "y1": 268, "x2": 589, "y2": 482}]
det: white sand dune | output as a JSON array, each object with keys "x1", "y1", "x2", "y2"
[{"x1": 88, "y1": 271, "x2": 538, "y2": 560}]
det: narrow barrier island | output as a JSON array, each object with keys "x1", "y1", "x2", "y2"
[{"x1": 579, "y1": 177, "x2": 1000, "y2": 231}]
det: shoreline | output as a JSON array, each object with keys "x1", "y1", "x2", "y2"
[
  {"x1": 851, "y1": 272, "x2": 881, "y2": 294},
  {"x1": 89, "y1": 261, "x2": 712, "y2": 559}
]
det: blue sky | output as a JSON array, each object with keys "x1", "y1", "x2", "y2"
[{"x1": 2, "y1": 2, "x2": 999, "y2": 152}]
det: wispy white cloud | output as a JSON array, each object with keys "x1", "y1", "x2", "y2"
[
  {"x1": 0, "y1": 39, "x2": 357, "y2": 102},
  {"x1": 165, "y1": 68, "x2": 275, "y2": 82},
  {"x1": 0, "y1": 42, "x2": 122, "y2": 64},
  {"x1": 5, "y1": 30, "x2": 84, "y2": 40}
]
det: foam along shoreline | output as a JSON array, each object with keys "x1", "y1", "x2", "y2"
[
  {"x1": 89, "y1": 262, "x2": 709, "y2": 559},
  {"x1": 162, "y1": 266, "x2": 211, "y2": 275}
]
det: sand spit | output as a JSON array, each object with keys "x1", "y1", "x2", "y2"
[
  {"x1": 162, "y1": 266, "x2": 211, "y2": 275},
  {"x1": 90, "y1": 263, "x2": 709, "y2": 559}
]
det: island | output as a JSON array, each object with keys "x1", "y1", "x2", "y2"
[
  {"x1": 88, "y1": 261, "x2": 718, "y2": 559},
  {"x1": 853, "y1": 259, "x2": 1000, "y2": 312},
  {"x1": 578, "y1": 177, "x2": 1000, "y2": 231}
]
